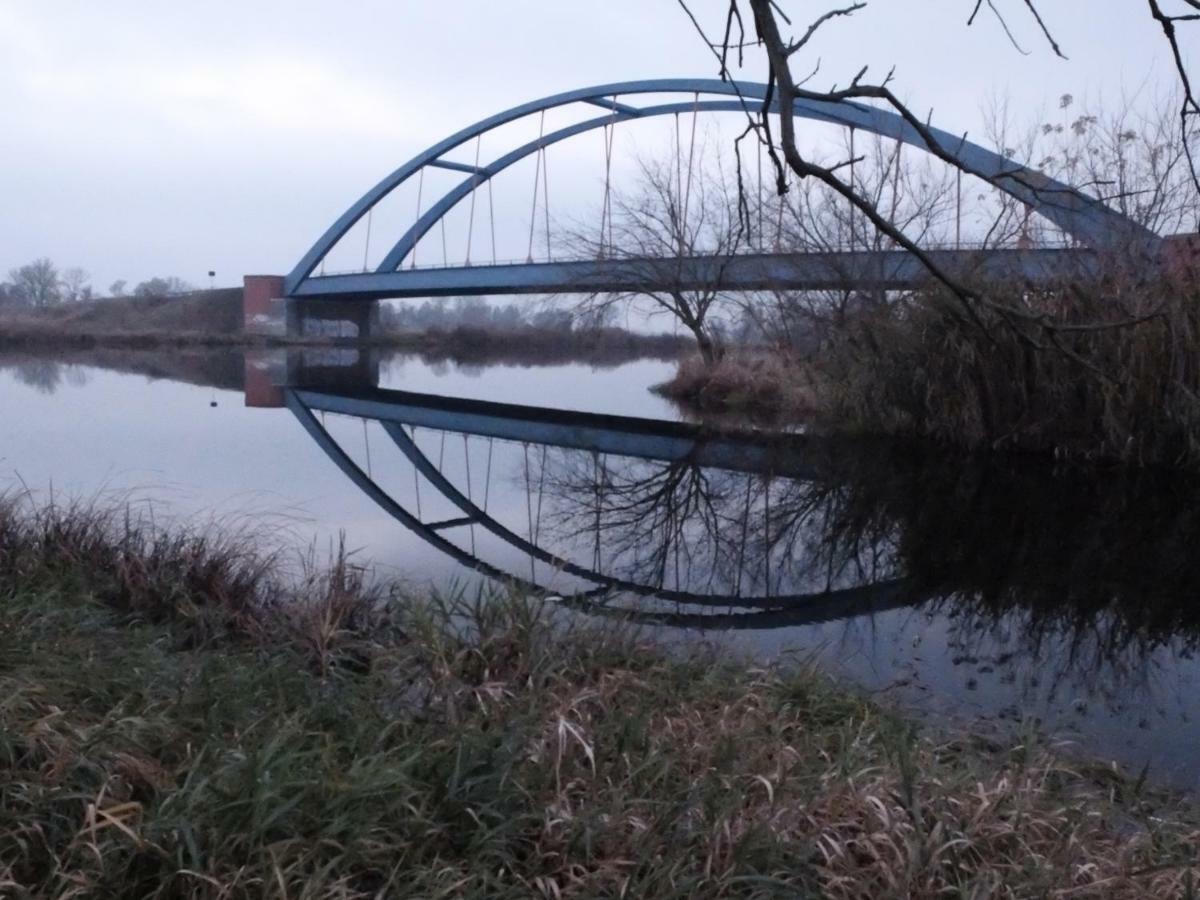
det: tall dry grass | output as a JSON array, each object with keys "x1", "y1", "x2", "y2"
[
  {"x1": 654, "y1": 351, "x2": 818, "y2": 421},
  {"x1": 812, "y1": 272, "x2": 1200, "y2": 466},
  {"x1": 0, "y1": 495, "x2": 1197, "y2": 897}
]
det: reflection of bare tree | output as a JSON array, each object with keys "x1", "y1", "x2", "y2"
[
  {"x1": 535, "y1": 444, "x2": 900, "y2": 600},
  {"x1": 8, "y1": 360, "x2": 89, "y2": 395},
  {"x1": 805, "y1": 445, "x2": 1200, "y2": 708},
  {"x1": 533, "y1": 435, "x2": 1200, "y2": 713}
]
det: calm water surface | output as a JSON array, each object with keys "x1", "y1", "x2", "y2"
[{"x1": 3, "y1": 349, "x2": 1199, "y2": 791}]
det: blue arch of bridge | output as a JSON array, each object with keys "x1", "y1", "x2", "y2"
[{"x1": 285, "y1": 78, "x2": 1154, "y2": 297}]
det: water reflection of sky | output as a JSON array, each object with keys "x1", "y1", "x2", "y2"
[{"x1": 4, "y1": 352, "x2": 1200, "y2": 792}]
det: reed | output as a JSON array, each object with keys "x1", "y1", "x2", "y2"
[
  {"x1": 0, "y1": 495, "x2": 1197, "y2": 898},
  {"x1": 654, "y1": 351, "x2": 818, "y2": 420},
  {"x1": 809, "y1": 272, "x2": 1200, "y2": 467}
]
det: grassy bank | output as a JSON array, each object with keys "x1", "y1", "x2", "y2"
[
  {"x1": 653, "y1": 352, "x2": 818, "y2": 423},
  {"x1": 2, "y1": 500, "x2": 1198, "y2": 896}
]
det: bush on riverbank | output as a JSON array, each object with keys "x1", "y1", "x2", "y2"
[
  {"x1": 653, "y1": 351, "x2": 818, "y2": 420},
  {"x1": 808, "y1": 273, "x2": 1200, "y2": 465},
  {"x1": 1, "y1": 495, "x2": 1198, "y2": 898}
]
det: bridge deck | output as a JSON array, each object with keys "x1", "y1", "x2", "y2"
[{"x1": 288, "y1": 248, "x2": 1102, "y2": 301}]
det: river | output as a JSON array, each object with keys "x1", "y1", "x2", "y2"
[{"x1": 3, "y1": 346, "x2": 1199, "y2": 791}]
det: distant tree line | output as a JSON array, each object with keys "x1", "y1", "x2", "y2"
[
  {"x1": 0, "y1": 258, "x2": 194, "y2": 311},
  {"x1": 380, "y1": 296, "x2": 576, "y2": 333}
]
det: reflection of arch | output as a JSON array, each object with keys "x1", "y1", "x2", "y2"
[
  {"x1": 562, "y1": 581, "x2": 912, "y2": 631},
  {"x1": 287, "y1": 78, "x2": 1155, "y2": 299},
  {"x1": 284, "y1": 384, "x2": 914, "y2": 624}
]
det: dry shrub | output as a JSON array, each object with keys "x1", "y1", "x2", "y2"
[
  {"x1": 655, "y1": 351, "x2": 818, "y2": 418},
  {"x1": 813, "y1": 271, "x2": 1200, "y2": 466}
]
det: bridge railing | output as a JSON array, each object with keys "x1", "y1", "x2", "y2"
[{"x1": 306, "y1": 236, "x2": 1084, "y2": 280}]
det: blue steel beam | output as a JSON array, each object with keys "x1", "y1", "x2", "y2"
[
  {"x1": 564, "y1": 581, "x2": 914, "y2": 631},
  {"x1": 291, "y1": 385, "x2": 823, "y2": 480},
  {"x1": 286, "y1": 79, "x2": 1156, "y2": 296},
  {"x1": 290, "y1": 247, "x2": 1101, "y2": 300},
  {"x1": 426, "y1": 159, "x2": 487, "y2": 175},
  {"x1": 582, "y1": 96, "x2": 643, "y2": 117}
]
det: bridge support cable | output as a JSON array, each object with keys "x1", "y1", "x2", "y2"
[
  {"x1": 362, "y1": 420, "x2": 373, "y2": 478},
  {"x1": 849, "y1": 126, "x2": 857, "y2": 248},
  {"x1": 523, "y1": 443, "x2": 536, "y2": 580},
  {"x1": 542, "y1": 132, "x2": 552, "y2": 262},
  {"x1": 956, "y1": 169, "x2": 963, "y2": 250},
  {"x1": 890, "y1": 139, "x2": 903, "y2": 249},
  {"x1": 535, "y1": 444, "x2": 547, "y2": 545},
  {"x1": 526, "y1": 111, "x2": 547, "y2": 263},
  {"x1": 462, "y1": 435, "x2": 476, "y2": 554},
  {"x1": 735, "y1": 474, "x2": 752, "y2": 598},
  {"x1": 411, "y1": 427, "x2": 423, "y2": 519},
  {"x1": 591, "y1": 451, "x2": 602, "y2": 570},
  {"x1": 410, "y1": 169, "x2": 425, "y2": 269},
  {"x1": 483, "y1": 437, "x2": 494, "y2": 513},
  {"x1": 757, "y1": 139, "x2": 765, "y2": 250},
  {"x1": 487, "y1": 179, "x2": 498, "y2": 265},
  {"x1": 763, "y1": 481, "x2": 772, "y2": 600},
  {"x1": 681, "y1": 92, "x2": 700, "y2": 239},
  {"x1": 465, "y1": 135, "x2": 483, "y2": 266},
  {"x1": 674, "y1": 112, "x2": 684, "y2": 255},
  {"x1": 598, "y1": 103, "x2": 617, "y2": 258},
  {"x1": 362, "y1": 209, "x2": 373, "y2": 272},
  {"x1": 775, "y1": 184, "x2": 786, "y2": 251}
]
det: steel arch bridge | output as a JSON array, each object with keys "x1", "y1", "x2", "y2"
[{"x1": 285, "y1": 78, "x2": 1156, "y2": 303}]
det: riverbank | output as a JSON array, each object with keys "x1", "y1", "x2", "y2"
[
  {"x1": 0, "y1": 317, "x2": 687, "y2": 360},
  {"x1": 664, "y1": 274, "x2": 1200, "y2": 468},
  {"x1": 1, "y1": 496, "x2": 1196, "y2": 898},
  {"x1": 0, "y1": 291, "x2": 689, "y2": 364}
]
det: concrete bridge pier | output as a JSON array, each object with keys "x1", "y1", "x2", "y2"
[
  {"x1": 243, "y1": 274, "x2": 380, "y2": 340},
  {"x1": 285, "y1": 298, "x2": 380, "y2": 340}
]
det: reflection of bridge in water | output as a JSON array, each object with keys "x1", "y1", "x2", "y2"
[
  {"x1": 240, "y1": 350, "x2": 1200, "y2": 786},
  {"x1": 244, "y1": 348, "x2": 1200, "y2": 654},
  {"x1": 247, "y1": 350, "x2": 913, "y2": 628}
]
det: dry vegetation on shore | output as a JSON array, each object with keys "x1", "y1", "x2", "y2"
[
  {"x1": 807, "y1": 274, "x2": 1200, "y2": 466},
  {"x1": 0, "y1": 495, "x2": 1197, "y2": 898},
  {"x1": 653, "y1": 351, "x2": 818, "y2": 421}
]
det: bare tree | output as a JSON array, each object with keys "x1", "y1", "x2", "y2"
[
  {"x1": 1036, "y1": 91, "x2": 1199, "y2": 236},
  {"x1": 735, "y1": 130, "x2": 957, "y2": 349},
  {"x1": 675, "y1": 0, "x2": 1197, "y2": 336},
  {"x1": 1147, "y1": 0, "x2": 1200, "y2": 193},
  {"x1": 60, "y1": 267, "x2": 92, "y2": 303},
  {"x1": 561, "y1": 152, "x2": 745, "y2": 363},
  {"x1": 7, "y1": 258, "x2": 62, "y2": 308},
  {"x1": 132, "y1": 276, "x2": 193, "y2": 298}
]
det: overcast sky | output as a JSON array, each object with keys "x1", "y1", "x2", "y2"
[{"x1": 0, "y1": 2, "x2": 1187, "y2": 291}]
